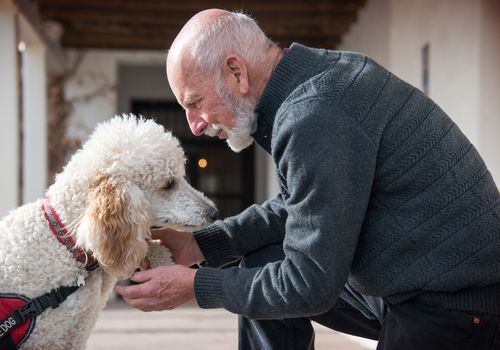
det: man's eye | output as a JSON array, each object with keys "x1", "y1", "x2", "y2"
[
  {"x1": 187, "y1": 100, "x2": 201, "y2": 109},
  {"x1": 163, "y1": 180, "x2": 175, "y2": 190}
]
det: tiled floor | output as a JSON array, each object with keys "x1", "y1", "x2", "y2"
[{"x1": 87, "y1": 301, "x2": 378, "y2": 349}]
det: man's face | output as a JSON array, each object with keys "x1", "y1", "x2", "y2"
[
  {"x1": 212, "y1": 77, "x2": 256, "y2": 152},
  {"x1": 168, "y1": 66, "x2": 256, "y2": 152}
]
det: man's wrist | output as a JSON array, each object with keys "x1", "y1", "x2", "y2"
[
  {"x1": 193, "y1": 266, "x2": 225, "y2": 309},
  {"x1": 192, "y1": 237, "x2": 205, "y2": 263},
  {"x1": 193, "y1": 225, "x2": 234, "y2": 267},
  {"x1": 186, "y1": 267, "x2": 197, "y2": 300}
]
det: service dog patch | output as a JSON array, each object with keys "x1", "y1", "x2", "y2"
[{"x1": 0, "y1": 294, "x2": 35, "y2": 350}]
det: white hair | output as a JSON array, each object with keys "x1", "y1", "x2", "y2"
[{"x1": 189, "y1": 11, "x2": 276, "y2": 76}]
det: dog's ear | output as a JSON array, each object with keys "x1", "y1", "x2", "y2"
[{"x1": 76, "y1": 176, "x2": 151, "y2": 279}]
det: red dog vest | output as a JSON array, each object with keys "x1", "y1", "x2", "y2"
[{"x1": 0, "y1": 294, "x2": 35, "y2": 349}]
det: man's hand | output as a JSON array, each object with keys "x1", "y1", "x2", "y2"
[
  {"x1": 114, "y1": 265, "x2": 197, "y2": 311},
  {"x1": 151, "y1": 228, "x2": 205, "y2": 266}
]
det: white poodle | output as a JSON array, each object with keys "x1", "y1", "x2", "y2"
[{"x1": 0, "y1": 115, "x2": 218, "y2": 350}]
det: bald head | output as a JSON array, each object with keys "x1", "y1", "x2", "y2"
[
  {"x1": 166, "y1": 9, "x2": 278, "y2": 87},
  {"x1": 167, "y1": 9, "x2": 228, "y2": 75}
]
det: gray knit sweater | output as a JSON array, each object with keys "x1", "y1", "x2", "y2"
[{"x1": 193, "y1": 43, "x2": 500, "y2": 319}]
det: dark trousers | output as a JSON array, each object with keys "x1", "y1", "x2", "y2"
[{"x1": 239, "y1": 245, "x2": 500, "y2": 350}]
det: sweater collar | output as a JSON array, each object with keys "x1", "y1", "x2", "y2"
[{"x1": 251, "y1": 43, "x2": 328, "y2": 153}]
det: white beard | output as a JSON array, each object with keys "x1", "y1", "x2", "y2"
[{"x1": 204, "y1": 80, "x2": 257, "y2": 153}]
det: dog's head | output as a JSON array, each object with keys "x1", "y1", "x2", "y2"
[{"x1": 74, "y1": 115, "x2": 218, "y2": 279}]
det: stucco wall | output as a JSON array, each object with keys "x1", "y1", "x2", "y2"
[{"x1": 65, "y1": 50, "x2": 168, "y2": 141}]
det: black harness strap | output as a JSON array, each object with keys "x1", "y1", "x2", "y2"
[
  {"x1": 0, "y1": 286, "x2": 78, "y2": 349},
  {"x1": 0, "y1": 333, "x2": 16, "y2": 350}
]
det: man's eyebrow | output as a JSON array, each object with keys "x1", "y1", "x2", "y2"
[{"x1": 183, "y1": 95, "x2": 201, "y2": 107}]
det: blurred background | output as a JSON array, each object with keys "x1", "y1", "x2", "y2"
[
  {"x1": 0, "y1": 0, "x2": 499, "y2": 348},
  {"x1": 1, "y1": 0, "x2": 499, "y2": 219}
]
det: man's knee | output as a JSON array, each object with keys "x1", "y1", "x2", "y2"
[{"x1": 240, "y1": 244, "x2": 285, "y2": 269}]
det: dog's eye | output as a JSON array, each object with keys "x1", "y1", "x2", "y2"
[{"x1": 163, "y1": 179, "x2": 175, "y2": 190}]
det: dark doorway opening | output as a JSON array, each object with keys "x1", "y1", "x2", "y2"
[{"x1": 132, "y1": 100, "x2": 255, "y2": 219}]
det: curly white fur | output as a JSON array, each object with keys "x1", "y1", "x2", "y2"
[{"x1": 0, "y1": 115, "x2": 217, "y2": 350}]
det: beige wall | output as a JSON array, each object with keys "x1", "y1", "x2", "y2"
[
  {"x1": 389, "y1": 0, "x2": 481, "y2": 143},
  {"x1": 338, "y1": 0, "x2": 391, "y2": 68},
  {"x1": 339, "y1": 0, "x2": 500, "y2": 186},
  {"x1": 479, "y1": 0, "x2": 500, "y2": 187}
]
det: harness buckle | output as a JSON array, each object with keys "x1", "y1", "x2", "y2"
[
  {"x1": 19, "y1": 298, "x2": 45, "y2": 320},
  {"x1": 77, "y1": 275, "x2": 86, "y2": 287}
]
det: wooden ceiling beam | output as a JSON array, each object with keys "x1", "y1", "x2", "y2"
[
  {"x1": 39, "y1": 8, "x2": 357, "y2": 26},
  {"x1": 58, "y1": 22, "x2": 347, "y2": 47},
  {"x1": 61, "y1": 33, "x2": 169, "y2": 50},
  {"x1": 35, "y1": 0, "x2": 364, "y2": 50},
  {"x1": 59, "y1": 18, "x2": 353, "y2": 35},
  {"x1": 61, "y1": 31, "x2": 341, "y2": 51},
  {"x1": 37, "y1": 0, "x2": 365, "y2": 14},
  {"x1": 43, "y1": 10, "x2": 356, "y2": 40}
]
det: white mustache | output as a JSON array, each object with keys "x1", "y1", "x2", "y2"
[{"x1": 204, "y1": 123, "x2": 224, "y2": 137}]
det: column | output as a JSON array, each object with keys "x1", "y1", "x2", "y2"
[
  {"x1": 22, "y1": 43, "x2": 48, "y2": 203},
  {"x1": 0, "y1": 0, "x2": 20, "y2": 216}
]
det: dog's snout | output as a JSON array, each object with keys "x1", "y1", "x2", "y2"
[{"x1": 208, "y1": 208, "x2": 219, "y2": 222}]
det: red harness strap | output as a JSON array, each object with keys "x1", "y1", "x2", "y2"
[{"x1": 41, "y1": 201, "x2": 98, "y2": 272}]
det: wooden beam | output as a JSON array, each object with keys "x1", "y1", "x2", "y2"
[
  {"x1": 36, "y1": 0, "x2": 364, "y2": 50},
  {"x1": 47, "y1": 9, "x2": 355, "y2": 41},
  {"x1": 38, "y1": 8, "x2": 357, "y2": 27},
  {"x1": 37, "y1": 0, "x2": 365, "y2": 14},
  {"x1": 58, "y1": 19, "x2": 346, "y2": 49},
  {"x1": 61, "y1": 30, "x2": 341, "y2": 51},
  {"x1": 61, "y1": 32, "x2": 170, "y2": 50},
  {"x1": 58, "y1": 17, "x2": 353, "y2": 36}
]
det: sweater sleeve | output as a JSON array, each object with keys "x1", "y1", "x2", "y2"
[
  {"x1": 193, "y1": 194, "x2": 288, "y2": 267},
  {"x1": 194, "y1": 102, "x2": 378, "y2": 319}
]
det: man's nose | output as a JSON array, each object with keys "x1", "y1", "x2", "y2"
[{"x1": 186, "y1": 110, "x2": 208, "y2": 136}]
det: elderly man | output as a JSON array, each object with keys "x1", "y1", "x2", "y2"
[{"x1": 115, "y1": 9, "x2": 500, "y2": 349}]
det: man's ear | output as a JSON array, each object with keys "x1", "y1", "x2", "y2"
[{"x1": 223, "y1": 55, "x2": 249, "y2": 94}]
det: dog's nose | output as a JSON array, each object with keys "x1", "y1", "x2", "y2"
[{"x1": 208, "y1": 208, "x2": 219, "y2": 222}]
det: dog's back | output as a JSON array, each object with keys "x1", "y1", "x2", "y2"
[{"x1": 0, "y1": 201, "x2": 114, "y2": 350}]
